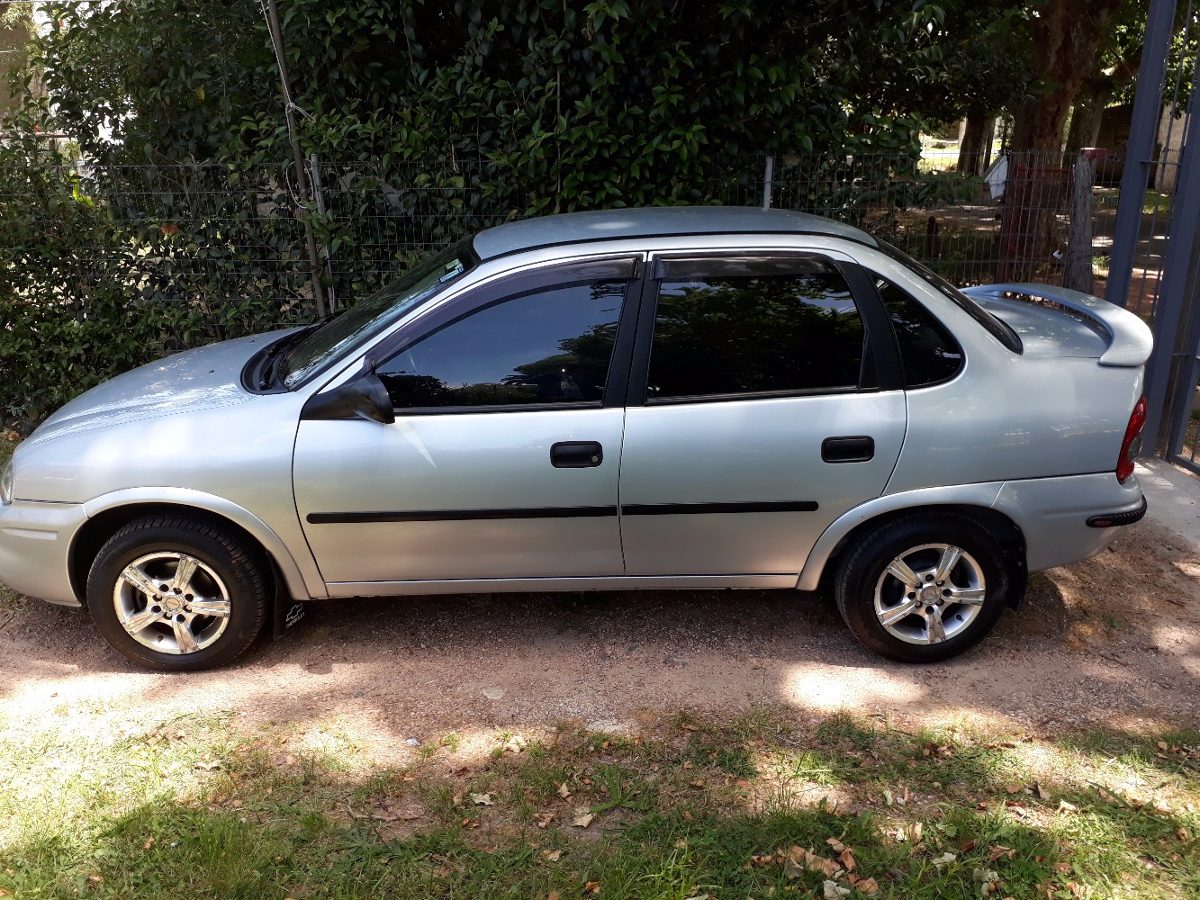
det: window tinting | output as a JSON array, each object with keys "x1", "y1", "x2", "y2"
[
  {"x1": 646, "y1": 269, "x2": 866, "y2": 400},
  {"x1": 875, "y1": 239, "x2": 1022, "y2": 353},
  {"x1": 876, "y1": 277, "x2": 964, "y2": 386},
  {"x1": 376, "y1": 281, "x2": 627, "y2": 409}
]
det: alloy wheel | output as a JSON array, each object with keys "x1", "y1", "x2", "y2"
[
  {"x1": 112, "y1": 552, "x2": 232, "y2": 655},
  {"x1": 872, "y1": 542, "x2": 986, "y2": 645}
]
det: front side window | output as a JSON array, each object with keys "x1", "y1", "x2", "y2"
[
  {"x1": 281, "y1": 241, "x2": 474, "y2": 388},
  {"x1": 645, "y1": 266, "x2": 867, "y2": 401},
  {"x1": 376, "y1": 280, "x2": 627, "y2": 409}
]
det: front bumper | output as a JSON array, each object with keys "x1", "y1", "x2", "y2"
[{"x1": 0, "y1": 499, "x2": 86, "y2": 606}]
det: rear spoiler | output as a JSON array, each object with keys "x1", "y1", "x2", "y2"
[{"x1": 962, "y1": 283, "x2": 1153, "y2": 367}]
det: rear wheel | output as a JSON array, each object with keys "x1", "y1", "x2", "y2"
[
  {"x1": 835, "y1": 513, "x2": 1012, "y2": 663},
  {"x1": 86, "y1": 515, "x2": 269, "y2": 671}
]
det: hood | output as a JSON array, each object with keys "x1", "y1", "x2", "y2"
[{"x1": 28, "y1": 330, "x2": 295, "y2": 446}]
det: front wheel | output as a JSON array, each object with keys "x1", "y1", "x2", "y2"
[
  {"x1": 835, "y1": 513, "x2": 1012, "y2": 663},
  {"x1": 86, "y1": 515, "x2": 269, "y2": 671}
]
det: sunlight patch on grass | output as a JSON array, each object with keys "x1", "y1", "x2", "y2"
[{"x1": 0, "y1": 707, "x2": 1196, "y2": 898}]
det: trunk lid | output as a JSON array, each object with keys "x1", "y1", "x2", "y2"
[{"x1": 961, "y1": 283, "x2": 1153, "y2": 366}]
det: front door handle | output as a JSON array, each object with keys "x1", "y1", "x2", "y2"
[
  {"x1": 551, "y1": 441, "x2": 603, "y2": 468},
  {"x1": 822, "y1": 436, "x2": 874, "y2": 463}
]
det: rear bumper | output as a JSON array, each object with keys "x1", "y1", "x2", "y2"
[
  {"x1": 0, "y1": 499, "x2": 86, "y2": 607},
  {"x1": 1085, "y1": 496, "x2": 1148, "y2": 528},
  {"x1": 993, "y1": 472, "x2": 1146, "y2": 573}
]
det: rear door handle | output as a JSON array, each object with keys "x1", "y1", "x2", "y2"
[
  {"x1": 551, "y1": 441, "x2": 603, "y2": 468},
  {"x1": 821, "y1": 436, "x2": 874, "y2": 463}
]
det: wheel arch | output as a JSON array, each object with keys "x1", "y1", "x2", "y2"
[
  {"x1": 798, "y1": 492, "x2": 1027, "y2": 607},
  {"x1": 71, "y1": 490, "x2": 320, "y2": 604}
]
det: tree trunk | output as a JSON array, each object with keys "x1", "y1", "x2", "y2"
[
  {"x1": 998, "y1": 0, "x2": 1123, "y2": 282},
  {"x1": 1066, "y1": 82, "x2": 1110, "y2": 152},
  {"x1": 957, "y1": 112, "x2": 990, "y2": 176}
]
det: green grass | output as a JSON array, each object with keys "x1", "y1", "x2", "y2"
[
  {"x1": 0, "y1": 707, "x2": 1196, "y2": 899},
  {"x1": 0, "y1": 437, "x2": 13, "y2": 468}
]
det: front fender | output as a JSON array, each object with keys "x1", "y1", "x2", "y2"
[{"x1": 80, "y1": 487, "x2": 326, "y2": 601}]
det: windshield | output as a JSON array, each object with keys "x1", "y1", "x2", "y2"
[
  {"x1": 280, "y1": 241, "x2": 475, "y2": 388},
  {"x1": 875, "y1": 239, "x2": 1023, "y2": 354}
]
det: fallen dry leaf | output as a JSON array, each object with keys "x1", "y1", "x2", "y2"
[
  {"x1": 504, "y1": 735, "x2": 527, "y2": 753},
  {"x1": 585, "y1": 881, "x2": 601, "y2": 894},
  {"x1": 558, "y1": 782, "x2": 572, "y2": 799},
  {"x1": 988, "y1": 846, "x2": 1016, "y2": 863},
  {"x1": 542, "y1": 849, "x2": 562, "y2": 862},
  {"x1": 689, "y1": 778, "x2": 705, "y2": 788},
  {"x1": 573, "y1": 808, "x2": 595, "y2": 828},
  {"x1": 536, "y1": 812, "x2": 555, "y2": 829},
  {"x1": 826, "y1": 837, "x2": 846, "y2": 853},
  {"x1": 784, "y1": 846, "x2": 843, "y2": 879},
  {"x1": 470, "y1": 793, "x2": 495, "y2": 807},
  {"x1": 848, "y1": 873, "x2": 879, "y2": 895},
  {"x1": 1058, "y1": 799, "x2": 1078, "y2": 813},
  {"x1": 822, "y1": 880, "x2": 851, "y2": 899},
  {"x1": 839, "y1": 849, "x2": 856, "y2": 871}
]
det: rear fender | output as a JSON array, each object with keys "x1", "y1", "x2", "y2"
[{"x1": 796, "y1": 482, "x2": 1006, "y2": 591}]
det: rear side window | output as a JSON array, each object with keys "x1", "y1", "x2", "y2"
[
  {"x1": 376, "y1": 280, "x2": 627, "y2": 409},
  {"x1": 875, "y1": 277, "x2": 964, "y2": 387},
  {"x1": 645, "y1": 267, "x2": 867, "y2": 401}
]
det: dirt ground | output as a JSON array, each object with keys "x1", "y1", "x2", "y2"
[{"x1": 1, "y1": 517, "x2": 1197, "y2": 762}]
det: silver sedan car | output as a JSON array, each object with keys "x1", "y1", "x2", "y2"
[{"x1": 0, "y1": 207, "x2": 1151, "y2": 670}]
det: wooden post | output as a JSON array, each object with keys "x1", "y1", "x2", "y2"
[{"x1": 1064, "y1": 151, "x2": 1098, "y2": 293}]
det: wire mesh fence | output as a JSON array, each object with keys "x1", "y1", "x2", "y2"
[{"x1": 0, "y1": 148, "x2": 1166, "y2": 335}]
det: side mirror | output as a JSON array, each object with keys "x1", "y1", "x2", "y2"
[{"x1": 300, "y1": 367, "x2": 395, "y2": 425}]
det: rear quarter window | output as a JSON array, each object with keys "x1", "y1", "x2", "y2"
[{"x1": 875, "y1": 277, "x2": 964, "y2": 387}]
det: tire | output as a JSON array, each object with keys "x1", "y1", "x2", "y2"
[
  {"x1": 86, "y1": 515, "x2": 269, "y2": 671},
  {"x1": 835, "y1": 512, "x2": 1012, "y2": 663}
]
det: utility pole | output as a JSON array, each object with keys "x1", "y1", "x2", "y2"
[{"x1": 263, "y1": 0, "x2": 328, "y2": 319}]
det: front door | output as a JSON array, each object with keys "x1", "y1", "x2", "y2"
[
  {"x1": 618, "y1": 252, "x2": 908, "y2": 576},
  {"x1": 293, "y1": 256, "x2": 641, "y2": 588}
]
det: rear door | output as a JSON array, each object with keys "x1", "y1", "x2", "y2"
[{"x1": 617, "y1": 251, "x2": 907, "y2": 576}]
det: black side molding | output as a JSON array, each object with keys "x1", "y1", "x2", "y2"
[
  {"x1": 308, "y1": 506, "x2": 617, "y2": 524},
  {"x1": 1086, "y1": 496, "x2": 1148, "y2": 528},
  {"x1": 621, "y1": 501, "x2": 818, "y2": 515}
]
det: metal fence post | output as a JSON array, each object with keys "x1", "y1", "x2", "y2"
[
  {"x1": 761, "y1": 155, "x2": 774, "y2": 210},
  {"x1": 1143, "y1": 50, "x2": 1200, "y2": 456},
  {"x1": 1105, "y1": 0, "x2": 1177, "y2": 308}
]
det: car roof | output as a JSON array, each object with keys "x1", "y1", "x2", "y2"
[{"x1": 471, "y1": 206, "x2": 877, "y2": 260}]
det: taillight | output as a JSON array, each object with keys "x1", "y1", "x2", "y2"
[{"x1": 1116, "y1": 395, "x2": 1147, "y2": 483}]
